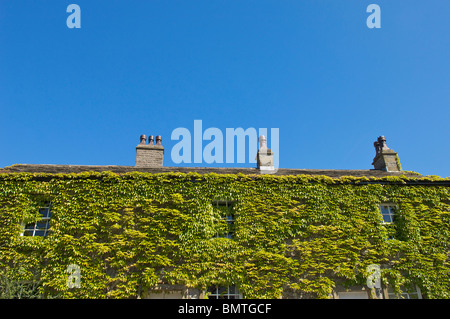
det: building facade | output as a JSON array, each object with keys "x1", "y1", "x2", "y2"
[{"x1": 0, "y1": 136, "x2": 448, "y2": 299}]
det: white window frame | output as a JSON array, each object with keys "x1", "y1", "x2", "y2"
[
  {"x1": 387, "y1": 285, "x2": 422, "y2": 299},
  {"x1": 379, "y1": 203, "x2": 397, "y2": 224},
  {"x1": 21, "y1": 202, "x2": 52, "y2": 237},
  {"x1": 207, "y1": 286, "x2": 242, "y2": 299}
]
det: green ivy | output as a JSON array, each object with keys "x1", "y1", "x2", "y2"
[{"x1": 0, "y1": 172, "x2": 449, "y2": 299}]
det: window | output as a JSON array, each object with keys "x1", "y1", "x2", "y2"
[
  {"x1": 387, "y1": 285, "x2": 422, "y2": 299},
  {"x1": 379, "y1": 204, "x2": 398, "y2": 240},
  {"x1": 213, "y1": 200, "x2": 235, "y2": 239},
  {"x1": 22, "y1": 202, "x2": 52, "y2": 237},
  {"x1": 207, "y1": 286, "x2": 242, "y2": 299},
  {"x1": 379, "y1": 204, "x2": 396, "y2": 224}
]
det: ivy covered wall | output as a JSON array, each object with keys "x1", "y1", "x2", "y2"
[{"x1": 0, "y1": 172, "x2": 449, "y2": 298}]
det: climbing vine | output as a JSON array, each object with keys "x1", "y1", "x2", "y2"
[{"x1": 0, "y1": 172, "x2": 449, "y2": 298}]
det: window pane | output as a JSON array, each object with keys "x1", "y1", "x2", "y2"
[
  {"x1": 218, "y1": 286, "x2": 227, "y2": 295},
  {"x1": 43, "y1": 207, "x2": 52, "y2": 218},
  {"x1": 34, "y1": 230, "x2": 46, "y2": 236},
  {"x1": 383, "y1": 213, "x2": 393, "y2": 223},
  {"x1": 24, "y1": 223, "x2": 35, "y2": 231},
  {"x1": 39, "y1": 208, "x2": 48, "y2": 218},
  {"x1": 207, "y1": 286, "x2": 217, "y2": 294},
  {"x1": 36, "y1": 220, "x2": 49, "y2": 230}
]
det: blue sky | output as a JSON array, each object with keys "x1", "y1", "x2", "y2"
[{"x1": 0, "y1": 1, "x2": 449, "y2": 177}]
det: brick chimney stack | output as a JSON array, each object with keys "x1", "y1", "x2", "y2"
[
  {"x1": 135, "y1": 134, "x2": 164, "y2": 167},
  {"x1": 372, "y1": 136, "x2": 401, "y2": 172}
]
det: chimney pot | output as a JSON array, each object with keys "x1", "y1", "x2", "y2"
[
  {"x1": 140, "y1": 135, "x2": 147, "y2": 145},
  {"x1": 259, "y1": 135, "x2": 267, "y2": 149},
  {"x1": 156, "y1": 135, "x2": 162, "y2": 146},
  {"x1": 256, "y1": 135, "x2": 274, "y2": 171},
  {"x1": 377, "y1": 136, "x2": 390, "y2": 151}
]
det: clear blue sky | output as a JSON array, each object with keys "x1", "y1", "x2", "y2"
[{"x1": 1, "y1": 1, "x2": 449, "y2": 177}]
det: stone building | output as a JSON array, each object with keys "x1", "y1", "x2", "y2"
[{"x1": 0, "y1": 135, "x2": 448, "y2": 299}]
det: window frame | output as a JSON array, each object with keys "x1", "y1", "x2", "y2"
[
  {"x1": 207, "y1": 285, "x2": 242, "y2": 299},
  {"x1": 212, "y1": 200, "x2": 236, "y2": 239},
  {"x1": 21, "y1": 202, "x2": 52, "y2": 237},
  {"x1": 386, "y1": 285, "x2": 422, "y2": 299},
  {"x1": 379, "y1": 203, "x2": 397, "y2": 224}
]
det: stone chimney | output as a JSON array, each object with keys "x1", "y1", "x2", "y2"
[
  {"x1": 372, "y1": 136, "x2": 401, "y2": 172},
  {"x1": 256, "y1": 135, "x2": 274, "y2": 171},
  {"x1": 135, "y1": 134, "x2": 164, "y2": 167}
]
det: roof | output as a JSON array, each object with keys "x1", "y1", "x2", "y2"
[{"x1": 0, "y1": 164, "x2": 422, "y2": 178}]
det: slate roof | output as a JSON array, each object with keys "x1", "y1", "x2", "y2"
[{"x1": 0, "y1": 164, "x2": 421, "y2": 178}]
